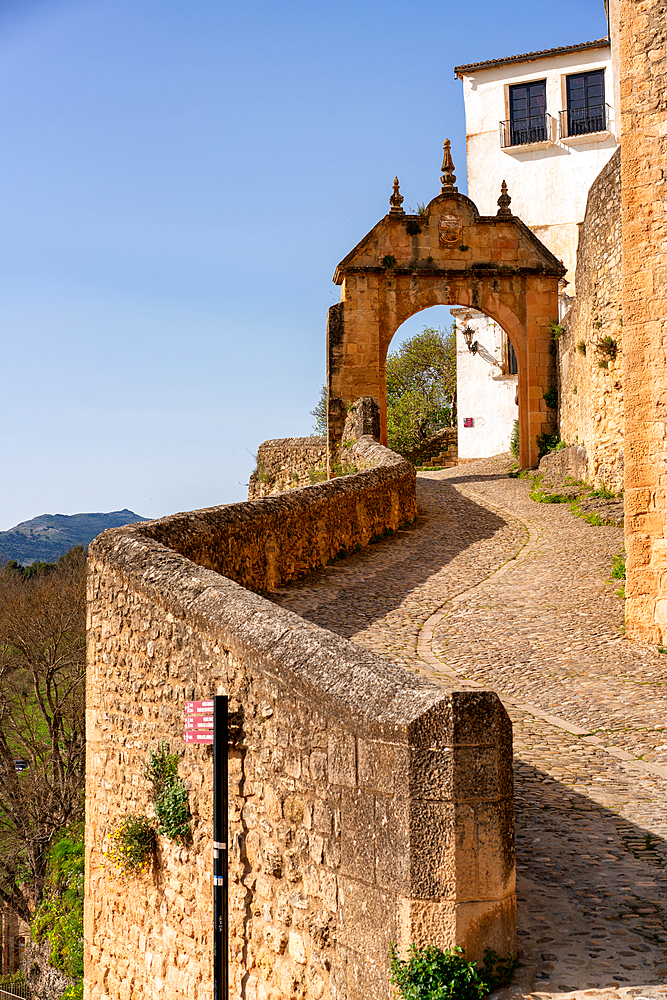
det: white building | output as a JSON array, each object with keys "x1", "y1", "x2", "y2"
[
  {"x1": 454, "y1": 37, "x2": 618, "y2": 461},
  {"x1": 453, "y1": 308, "x2": 519, "y2": 460}
]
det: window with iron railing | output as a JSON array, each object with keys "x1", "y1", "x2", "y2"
[
  {"x1": 561, "y1": 69, "x2": 607, "y2": 137},
  {"x1": 500, "y1": 113, "x2": 554, "y2": 148},
  {"x1": 500, "y1": 79, "x2": 552, "y2": 148},
  {"x1": 559, "y1": 103, "x2": 609, "y2": 138}
]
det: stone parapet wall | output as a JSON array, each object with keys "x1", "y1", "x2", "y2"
[
  {"x1": 85, "y1": 464, "x2": 515, "y2": 1000},
  {"x1": 557, "y1": 148, "x2": 623, "y2": 491},
  {"x1": 249, "y1": 438, "x2": 327, "y2": 499},
  {"x1": 146, "y1": 437, "x2": 416, "y2": 592}
]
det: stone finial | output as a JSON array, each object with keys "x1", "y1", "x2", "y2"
[
  {"x1": 497, "y1": 179, "x2": 512, "y2": 217},
  {"x1": 389, "y1": 176, "x2": 405, "y2": 214},
  {"x1": 440, "y1": 139, "x2": 457, "y2": 193}
]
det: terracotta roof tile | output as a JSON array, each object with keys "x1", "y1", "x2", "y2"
[{"x1": 454, "y1": 38, "x2": 609, "y2": 76}]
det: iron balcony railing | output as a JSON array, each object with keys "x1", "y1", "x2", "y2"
[
  {"x1": 559, "y1": 104, "x2": 610, "y2": 138},
  {"x1": 500, "y1": 114, "x2": 554, "y2": 149}
]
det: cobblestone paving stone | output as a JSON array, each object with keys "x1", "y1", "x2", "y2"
[{"x1": 272, "y1": 455, "x2": 667, "y2": 999}]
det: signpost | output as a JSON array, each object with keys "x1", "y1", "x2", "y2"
[{"x1": 184, "y1": 697, "x2": 228, "y2": 1000}]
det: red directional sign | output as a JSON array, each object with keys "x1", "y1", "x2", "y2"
[
  {"x1": 185, "y1": 715, "x2": 214, "y2": 728},
  {"x1": 183, "y1": 729, "x2": 214, "y2": 744},
  {"x1": 185, "y1": 700, "x2": 214, "y2": 714},
  {"x1": 184, "y1": 700, "x2": 215, "y2": 744}
]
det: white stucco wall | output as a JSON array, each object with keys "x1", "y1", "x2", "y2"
[
  {"x1": 459, "y1": 43, "x2": 618, "y2": 292},
  {"x1": 454, "y1": 309, "x2": 518, "y2": 460}
]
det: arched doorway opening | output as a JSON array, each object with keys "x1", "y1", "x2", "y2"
[
  {"x1": 326, "y1": 142, "x2": 565, "y2": 470},
  {"x1": 386, "y1": 303, "x2": 520, "y2": 464}
]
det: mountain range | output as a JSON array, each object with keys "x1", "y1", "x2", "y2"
[{"x1": 0, "y1": 509, "x2": 150, "y2": 565}]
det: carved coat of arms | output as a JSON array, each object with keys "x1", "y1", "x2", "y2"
[{"x1": 439, "y1": 215, "x2": 463, "y2": 246}]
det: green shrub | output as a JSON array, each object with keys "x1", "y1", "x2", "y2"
[
  {"x1": 32, "y1": 825, "x2": 84, "y2": 979},
  {"x1": 389, "y1": 944, "x2": 517, "y2": 1000},
  {"x1": 536, "y1": 430, "x2": 562, "y2": 459},
  {"x1": 389, "y1": 944, "x2": 486, "y2": 1000},
  {"x1": 62, "y1": 983, "x2": 83, "y2": 1000},
  {"x1": 577, "y1": 340, "x2": 586, "y2": 355},
  {"x1": 509, "y1": 419, "x2": 519, "y2": 458}
]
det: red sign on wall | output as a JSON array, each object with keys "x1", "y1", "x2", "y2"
[
  {"x1": 184, "y1": 700, "x2": 215, "y2": 744},
  {"x1": 183, "y1": 730, "x2": 214, "y2": 744},
  {"x1": 185, "y1": 700, "x2": 214, "y2": 714}
]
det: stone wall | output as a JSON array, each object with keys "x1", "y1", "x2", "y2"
[
  {"x1": 248, "y1": 429, "x2": 457, "y2": 502},
  {"x1": 619, "y1": 0, "x2": 667, "y2": 642},
  {"x1": 557, "y1": 148, "x2": 624, "y2": 491},
  {"x1": 249, "y1": 438, "x2": 327, "y2": 499},
  {"x1": 148, "y1": 437, "x2": 415, "y2": 593},
  {"x1": 84, "y1": 443, "x2": 516, "y2": 1000}
]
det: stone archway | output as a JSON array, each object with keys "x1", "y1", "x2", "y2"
[{"x1": 327, "y1": 142, "x2": 566, "y2": 470}]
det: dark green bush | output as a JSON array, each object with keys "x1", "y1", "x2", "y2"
[
  {"x1": 389, "y1": 944, "x2": 486, "y2": 1000},
  {"x1": 388, "y1": 944, "x2": 517, "y2": 1000},
  {"x1": 537, "y1": 430, "x2": 562, "y2": 459}
]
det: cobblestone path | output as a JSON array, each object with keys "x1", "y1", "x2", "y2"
[{"x1": 272, "y1": 455, "x2": 667, "y2": 1000}]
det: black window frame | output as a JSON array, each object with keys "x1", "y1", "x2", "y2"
[
  {"x1": 508, "y1": 79, "x2": 548, "y2": 146},
  {"x1": 565, "y1": 69, "x2": 606, "y2": 136}
]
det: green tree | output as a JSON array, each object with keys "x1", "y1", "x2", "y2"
[
  {"x1": 386, "y1": 325, "x2": 456, "y2": 453},
  {"x1": 310, "y1": 385, "x2": 327, "y2": 436},
  {"x1": 0, "y1": 548, "x2": 86, "y2": 922}
]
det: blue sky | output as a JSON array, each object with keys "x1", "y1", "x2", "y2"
[{"x1": 0, "y1": 0, "x2": 608, "y2": 529}]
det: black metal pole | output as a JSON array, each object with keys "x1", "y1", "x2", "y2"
[{"x1": 213, "y1": 695, "x2": 228, "y2": 1000}]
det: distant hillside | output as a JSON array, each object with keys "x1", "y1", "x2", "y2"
[{"x1": 0, "y1": 509, "x2": 150, "y2": 565}]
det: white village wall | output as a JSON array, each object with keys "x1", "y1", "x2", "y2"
[
  {"x1": 454, "y1": 309, "x2": 518, "y2": 461},
  {"x1": 459, "y1": 44, "x2": 618, "y2": 295}
]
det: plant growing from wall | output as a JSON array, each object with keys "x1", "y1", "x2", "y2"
[
  {"x1": 145, "y1": 742, "x2": 192, "y2": 843},
  {"x1": 577, "y1": 340, "x2": 587, "y2": 356},
  {"x1": 543, "y1": 385, "x2": 558, "y2": 410},
  {"x1": 509, "y1": 419, "x2": 519, "y2": 458},
  {"x1": 596, "y1": 336, "x2": 618, "y2": 361},
  {"x1": 609, "y1": 551, "x2": 626, "y2": 597},
  {"x1": 108, "y1": 815, "x2": 156, "y2": 876},
  {"x1": 308, "y1": 465, "x2": 327, "y2": 484}
]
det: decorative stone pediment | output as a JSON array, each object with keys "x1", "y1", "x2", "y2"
[
  {"x1": 333, "y1": 188, "x2": 564, "y2": 283},
  {"x1": 327, "y1": 141, "x2": 565, "y2": 470}
]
